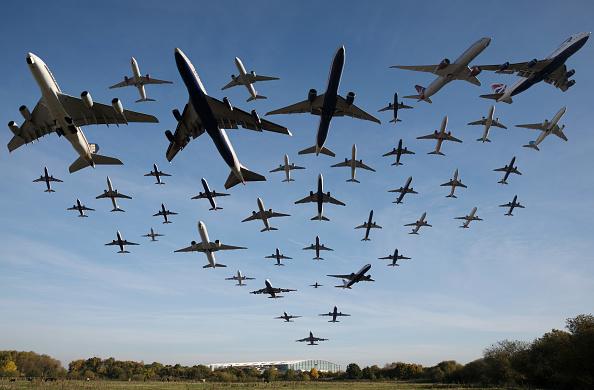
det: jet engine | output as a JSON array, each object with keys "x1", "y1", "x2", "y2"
[
  {"x1": 566, "y1": 69, "x2": 575, "y2": 78},
  {"x1": 8, "y1": 121, "x2": 20, "y2": 135},
  {"x1": 215, "y1": 239, "x2": 221, "y2": 247},
  {"x1": 111, "y1": 98, "x2": 124, "y2": 115},
  {"x1": 309, "y1": 191, "x2": 314, "y2": 196},
  {"x1": 231, "y1": 74, "x2": 236, "y2": 80},
  {"x1": 566, "y1": 80, "x2": 576, "y2": 88},
  {"x1": 223, "y1": 97, "x2": 233, "y2": 111},
  {"x1": 172, "y1": 108, "x2": 182, "y2": 122},
  {"x1": 124, "y1": 75, "x2": 129, "y2": 82},
  {"x1": 346, "y1": 91, "x2": 355, "y2": 105},
  {"x1": 527, "y1": 58, "x2": 538, "y2": 68},
  {"x1": 165, "y1": 130, "x2": 175, "y2": 143},
  {"x1": 19, "y1": 105, "x2": 31, "y2": 121},
  {"x1": 146, "y1": 74, "x2": 150, "y2": 80},
  {"x1": 437, "y1": 58, "x2": 451, "y2": 70},
  {"x1": 251, "y1": 110, "x2": 262, "y2": 129},
  {"x1": 81, "y1": 91, "x2": 93, "y2": 109},
  {"x1": 191, "y1": 240, "x2": 197, "y2": 246},
  {"x1": 251, "y1": 70, "x2": 256, "y2": 77},
  {"x1": 308, "y1": 89, "x2": 317, "y2": 103},
  {"x1": 469, "y1": 66, "x2": 481, "y2": 77}
]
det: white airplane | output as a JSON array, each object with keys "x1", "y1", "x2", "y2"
[
  {"x1": 95, "y1": 176, "x2": 132, "y2": 212},
  {"x1": 516, "y1": 107, "x2": 568, "y2": 151},
  {"x1": 440, "y1": 169, "x2": 467, "y2": 198},
  {"x1": 331, "y1": 144, "x2": 375, "y2": 183},
  {"x1": 405, "y1": 212, "x2": 432, "y2": 235},
  {"x1": 241, "y1": 197, "x2": 290, "y2": 232},
  {"x1": 250, "y1": 279, "x2": 296, "y2": 299},
  {"x1": 105, "y1": 231, "x2": 138, "y2": 254},
  {"x1": 391, "y1": 37, "x2": 491, "y2": 103},
  {"x1": 67, "y1": 199, "x2": 94, "y2": 217},
  {"x1": 467, "y1": 105, "x2": 507, "y2": 142},
  {"x1": 455, "y1": 207, "x2": 483, "y2": 229},
  {"x1": 142, "y1": 228, "x2": 163, "y2": 242},
  {"x1": 174, "y1": 221, "x2": 246, "y2": 269},
  {"x1": 8, "y1": 53, "x2": 158, "y2": 173},
  {"x1": 153, "y1": 203, "x2": 177, "y2": 224},
  {"x1": 479, "y1": 32, "x2": 590, "y2": 103},
  {"x1": 222, "y1": 57, "x2": 279, "y2": 102},
  {"x1": 144, "y1": 163, "x2": 171, "y2": 185},
  {"x1": 416, "y1": 116, "x2": 463, "y2": 155},
  {"x1": 33, "y1": 167, "x2": 62, "y2": 193},
  {"x1": 379, "y1": 249, "x2": 411, "y2": 267},
  {"x1": 296, "y1": 331, "x2": 328, "y2": 345},
  {"x1": 269, "y1": 154, "x2": 305, "y2": 183},
  {"x1": 294, "y1": 174, "x2": 346, "y2": 221},
  {"x1": 226, "y1": 270, "x2": 255, "y2": 286},
  {"x1": 109, "y1": 57, "x2": 172, "y2": 102}
]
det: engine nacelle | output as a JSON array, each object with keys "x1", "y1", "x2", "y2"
[
  {"x1": 111, "y1": 98, "x2": 124, "y2": 115},
  {"x1": 215, "y1": 239, "x2": 221, "y2": 247},
  {"x1": 498, "y1": 62, "x2": 510, "y2": 72},
  {"x1": 469, "y1": 66, "x2": 481, "y2": 77},
  {"x1": 326, "y1": 191, "x2": 331, "y2": 197},
  {"x1": 165, "y1": 130, "x2": 175, "y2": 143},
  {"x1": 191, "y1": 240, "x2": 197, "y2": 246},
  {"x1": 223, "y1": 97, "x2": 233, "y2": 111},
  {"x1": 346, "y1": 91, "x2": 355, "y2": 105},
  {"x1": 124, "y1": 75, "x2": 129, "y2": 82},
  {"x1": 566, "y1": 69, "x2": 575, "y2": 78},
  {"x1": 231, "y1": 74, "x2": 236, "y2": 80},
  {"x1": 146, "y1": 74, "x2": 150, "y2": 80},
  {"x1": 81, "y1": 91, "x2": 93, "y2": 109},
  {"x1": 437, "y1": 58, "x2": 451, "y2": 70},
  {"x1": 251, "y1": 110, "x2": 262, "y2": 129},
  {"x1": 308, "y1": 88, "x2": 317, "y2": 103},
  {"x1": 8, "y1": 121, "x2": 20, "y2": 135},
  {"x1": 250, "y1": 70, "x2": 256, "y2": 77},
  {"x1": 309, "y1": 191, "x2": 314, "y2": 196},
  {"x1": 566, "y1": 80, "x2": 576, "y2": 88},
  {"x1": 19, "y1": 105, "x2": 31, "y2": 121},
  {"x1": 527, "y1": 58, "x2": 538, "y2": 68},
  {"x1": 172, "y1": 108, "x2": 182, "y2": 122}
]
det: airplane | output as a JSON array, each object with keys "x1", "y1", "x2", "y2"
[
  {"x1": 331, "y1": 144, "x2": 375, "y2": 183},
  {"x1": 153, "y1": 203, "x2": 177, "y2": 224},
  {"x1": 389, "y1": 176, "x2": 418, "y2": 204},
  {"x1": 269, "y1": 154, "x2": 305, "y2": 183},
  {"x1": 241, "y1": 197, "x2": 290, "y2": 232},
  {"x1": 516, "y1": 107, "x2": 568, "y2": 151},
  {"x1": 95, "y1": 176, "x2": 132, "y2": 212},
  {"x1": 33, "y1": 167, "x2": 62, "y2": 192},
  {"x1": 165, "y1": 48, "x2": 291, "y2": 189},
  {"x1": 250, "y1": 279, "x2": 296, "y2": 299},
  {"x1": 296, "y1": 331, "x2": 328, "y2": 345},
  {"x1": 440, "y1": 169, "x2": 467, "y2": 198},
  {"x1": 276, "y1": 312, "x2": 301, "y2": 322},
  {"x1": 455, "y1": 207, "x2": 483, "y2": 228},
  {"x1": 378, "y1": 92, "x2": 413, "y2": 123},
  {"x1": 222, "y1": 57, "x2": 279, "y2": 102},
  {"x1": 294, "y1": 174, "x2": 345, "y2": 221},
  {"x1": 478, "y1": 32, "x2": 590, "y2": 103},
  {"x1": 383, "y1": 139, "x2": 415, "y2": 166},
  {"x1": 327, "y1": 263, "x2": 374, "y2": 289},
  {"x1": 105, "y1": 230, "x2": 139, "y2": 254},
  {"x1": 499, "y1": 195, "x2": 525, "y2": 216},
  {"x1": 144, "y1": 163, "x2": 171, "y2": 185},
  {"x1": 494, "y1": 156, "x2": 521, "y2": 184},
  {"x1": 66, "y1": 199, "x2": 94, "y2": 217},
  {"x1": 8, "y1": 53, "x2": 158, "y2": 173},
  {"x1": 303, "y1": 236, "x2": 333, "y2": 260},
  {"x1": 379, "y1": 249, "x2": 411, "y2": 267},
  {"x1": 142, "y1": 227, "x2": 163, "y2": 242},
  {"x1": 355, "y1": 210, "x2": 382, "y2": 241},
  {"x1": 391, "y1": 37, "x2": 491, "y2": 103},
  {"x1": 109, "y1": 57, "x2": 172, "y2": 102},
  {"x1": 310, "y1": 282, "x2": 323, "y2": 289},
  {"x1": 405, "y1": 212, "x2": 432, "y2": 235},
  {"x1": 191, "y1": 178, "x2": 229, "y2": 211},
  {"x1": 225, "y1": 270, "x2": 255, "y2": 286},
  {"x1": 266, "y1": 46, "x2": 380, "y2": 157},
  {"x1": 265, "y1": 248, "x2": 292, "y2": 266},
  {"x1": 319, "y1": 306, "x2": 351, "y2": 323},
  {"x1": 416, "y1": 116, "x2": 462, "y2": 155},
  {"x1": 174, "y1": 221, "x2": 246, "y2": 268},
  {"x1": 467, "y1": 105, "x2": 507, "y2": 142}
]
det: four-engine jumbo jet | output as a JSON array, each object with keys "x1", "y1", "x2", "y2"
[
  {"x1": 328, "y1": 263, "x2": 374, "y2": 289},
  {"x1": 405, "y1": 212, "x2": 432, "y2": 235},
  {"x1": 467, "y1": 105, "x2": 508, "y2": 142},
  {"x1": 266, "y1": 46, "x2": 380, "y2": 157},
  {"x1": 269, "y1": 154, "x2": 305, "y2": 183},
  {"x1": 392, "y1": 37, "x2": 491, "y2": 103},
  {"x1": 355, "y1": 210, "x2": 382, "y2": 241},
  {"x1": 265, "y1": 248, "x2": 292, "y2": 266},
  {"x1": 276, "y1": 312, "x2": 301, "y2": 322},
  {"x1": 8, "y1": 53, "x2": 158, "y2": 173},
  {"x1": 241, "y1": 197, "x2": 290, "y2": 232},
  {"x1": 455, "y1": 207, "x2": 483, "y2": 228},
  {"x1": 153, "y1": 203, "x2": 177, "y2": 224},
  {"x1": 226, "y1": 270, "x2": 255, "y2": 286},
  {"x1": 222, "y1": 57, "x2": 279, "y2": 102},
  {"x1": 295, "y1": 174, "x2": 345, "y2": 221},
  {"x1": 378, "y1": 92, "x2": 413, "y2": 123},
  {"x1": 191, "y1": 178, "x2": 229, "y2": 211},
  {"x1": 296, "y1": 331, "x2": 328, "y2": 345},
  {"x1": 331, "y1": 144, "x2": 376, "y2": 183},
  {"x1": 105, "y1": 230, "x2": 138, "y2": 254},
  {"x1": 516, "y1": 107, "x2": 568, "y2": 151},
  {"x1": 383, "y1": 139, "x2": 415, "y2": 166},
  {"x1": 479, "y1": 32, "x2": 590, "y2": 103},
  {"x1": 165, "y1": 48, "x2": 291, "y2": 189},
  {"x1": 95, "y1": 176, "x2": 132, "y2": 212},
  {"x1": 303, "y1": 236, "x2": 333, "y2": 260},
  {"x1": 175, "y1": 221, "x2": 246, "y2": 268},
  {"x1": 110, "y1": 57, "x2": 172, "y2": 102},
  {"x1": 417, "y1": 116, "x2": 463, "y2": 155},
  {"x1": 250, "y1": 279, "x2": 296, "y2": 299},
  {"x1": 142, "y1": 227, "x2": 163, "y2": 242},
  {"x1": 494, "y1": 156, "x2": 521, "y2": 184},
  {"x1": 144, "y1": 163, "x2": 171, "y2": 185},
  {"x1": 389, "y1": 176, "x2": 418, "y2": 204},
  {"x1": 33, "y1": 167, "x2": 62, "y2": 193},
  {"x1": 500, "y1": 195, "x2": 525, "y2": 216},
  {"x1": 379, "y1": 249, "x2": 411, "y2": 267},
  {"x1": 67, "y1": 198, "x2": 94, "y2": 217},
  {"x1": 440, "y1": 169, "x2": 467, "y2": 198},
  {"x1": 319, "y1": 306, "x2": 351, "y2": 323}
]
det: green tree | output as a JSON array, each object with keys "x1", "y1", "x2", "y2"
[
  {"x1": 345, "y1": 363, "x2": 362, "y2": 379},
  {"x1": 262, "y1": 367, "x2": 278, "y2": 382}
]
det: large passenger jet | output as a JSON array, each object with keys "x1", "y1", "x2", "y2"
[{"x1": 110, "y1": 57, "x2": 172, "y2": 102}]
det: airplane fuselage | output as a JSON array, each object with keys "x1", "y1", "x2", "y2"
[
  {"x1": 480, "y1": 105, "x2": 495, "y2": 141},
  {"x1": 198, "y1": 221, "x2": 217, "y2": 267},
  {"x1": 316, "y1": 174, "x2": 325, "y2": 219},
  {"x1": 200, "y1": 178, "x2": 218, "y2": 210},
  {"x1": 130, "y1": 57, "x2": 147, "y2": 100},
  {"x1": 315, "y1": 47, "x2": 345, "y2": 151},
  {"x1": 234, "y1": 57, "x2": 258, "y2": 100}
]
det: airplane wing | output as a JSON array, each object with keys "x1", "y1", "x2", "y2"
[
  {"x1": 166, "y1": 103, "x2": 205, "y2": 161},
  {"x1": 334, "y1": 95, "x2": 381, "y2": 124},
  {"x1": 478, "y1": 59, "x2": 552, "y2": 77},
  {"x1": 247, "y1": 74, "x2": 279, "y2": 83},
  {"x1": 279, "y1": 288, "x2": 296, "y2": 293},
  {"x1": 515, "y1": 123, "x2": 546, "y2": 131},
  {"x1": 217, "y1": 243, "x2": 247, "y2": 251},
  {"x1": 416, "y1": 133, "x2": 439, "y2": 140},
  {"x1": 81, "y1": 206, "x2": 95, "y2": 211},
  {"x1": 382, "y1": 150, "x2": 396, "y2": 157},
  {"x1": 322, "y1": 193, "x2": 346, "y2": 206},
  {"x1": 544, "y1": 65, "x2": 572, "y2": 92},
  {"x1": 113, "y1": 193, "x2": 132, "y2": 199},
  {"x1": 354, "y1": 161, "x2": 375, "y2": 172},
  {"x1": 266, "y1": 94, "x2": 325, "y2": 116},
  {"x1": 327, "y1": 273, "x2": 355, "y2": 280},
  {"x1": 250, "y1": 288, "x2": 268, "y2": 295},
  {"x1": 264, "y1": 210, "x2": 290, "y2": 219},
  {"x1": 174, "y1": 242, "x2": 211, "y2": 253},
  {"x1": 207, "y1": 96, "x2": 290, "y2": 135},
  {"x1": 492, "y1": 119, "x2": 508, "y2": 129},
  {"x1": 467, "y1": 119, "x2": 487, "y2": 126},
  {"x1": 319, "y1": 245, "x2": 333, "y2": 251},
  {"x1": 440, "y1": 180, "x2": 454, "y2": 187},
  {"x1": 330, "y1": 160, "x2": 350, "y2": 168},
  {"x1": 354, "y1": 222, "x2": 368, "y2": 229},
  {"x1": 121, "y1": 240, "x2": 139, "y2": 246},
  {"x1": 391, "y1": 64, "x2": 441, "y2": 74},
  {"x1": 211, "y1": 191, "x2": 230, "y2": 198},
  {"x1": 242, "y1": 212, "x2": 262, "y2": 222},
  {"x1": 269, "y1": 166, "x2": 286, "y2": 173},
  {"x1": 7, "y1": 100, "x2": 58, "y2": 151},
  {"x1": 221, "y1": 78, "x2": 242, "y2": 90},
  {"x1": 445, "y1": 133, "x2": 463, "y2": 143},
  {"x1": 109, "y1": 78, "x2": 134, "y2": 89},
  {"x1": 378, "y1": 104, "x2": 393, "y2": 112},
  {"x1": 137, "y1": 76, "x2": 173, "y2": 86},
  {"x1": 302, "y1": 244, "x2": 316, "y2": 250},
  {"x1": 294, "y1": 193, "x2": 319, "y2": 204},
  {"x1": 296, "y1": 337, "x2": 310, "y2": 342}
]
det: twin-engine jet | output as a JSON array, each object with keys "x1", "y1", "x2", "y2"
[
  {"x1": 294, "y1": 174, "x2": 345, "y2": 221},
  {"x1": 383, "y1": 139, "x2": 415, "y2": 166},
  {"x1": 379, "y1": 249, "x2": 411, "y2": 267},
  {"x1": 296, "y1": 331, "x2": 328, "y2": 345},
  {"x1": 440, "y1": 169, "x2": 467, "y2": 198},
  {"x1": 96, "y1": 176, "x2": 132, "y2": 212},
  {"x1": 455, "y1": 207, "x2": 483, "y2": 228},
  {"x1": 174, "y1": 221, "x2": 246, "y2": 268},
  {"x1": 267, "y1": 46, "x2": 380, "y2": 157},
  {"x1": 143, "y1": 228, "x2": 163, "y2": 242},
  {"x1": 144, "y1": 164, "x2": 171, "y2": 185},
  {"x1": 392, "y1": 37, "x2": 491, "y2": 103},
  {"x1": 153, "y1": 203, "x2": 177, "y2": 224},
  {"x1": 516, "y1": 107, "x2": 568, "y2": 150},
  {"x1": 222, "y1": 57, "x2": 279, "y2": 102},
  {"x1": 265, "y1": 248, "x2": 292, "y2": 266},
  {"x1": 310, "y1": 282, "x2": 323, "y2": 289},
  {"x1": 319, "y1": 306, "x2": 350, "y2": 323},
  {"x1": 331, "y1": 144, "x2": 375, "y2": 183},
  {"x1": 105, "y1": 231, "x2": 138, "y2": 254},
  {"x1": 250, "y1": 279, "x2": 296, "y2": 299},
  {"x1": 191, "y1": 178, "x2": 229, "y2": 211},
  {"x1": 33, "y1": 167, "x2": 62, "y2": 193},
  {"x1": 303, "y1": 236, "x2": 333, "y2": 260},
  {"x1": 241, "y1": 197, "x2": 290, "y2": 232},
  {"x1": 165, "y1": 48, "x2": 291, "y2": 189},
  {"x1": 417, "y1": 116, "x2": 463, "y2": 155},
  {"x1": 67, "y1": 199, "x2": 94, "y2": 217},
  {"x1": 109, "y1": 57, "x2": 172, "y2": 102},
  {"x1": 499, "y1": 195, "x2": 525, "y2": 216},
  {"x1": 328, "y1": 263, "x2": 374, "y2": 289},
  {"x1": 378, "y1": 92, "x2": 413, "y2": 123},
  {"x1": 389, "y1": 176, "x2": 417, "y2": 204},
  {"x1": 467, "y1": 105, "x2": 507, "y2": 142},
  {"x1": 494, "y1": 156, "x2": 521, "y2": 184},
  {"x1": 355, "y1": 210, "x2": 382, "y2": 241},
  {"x1": 405, "y1": 212, "x2": 432, "y2": 235},
  {"x1": 276, "y1": 312, "x2": 301, "y2": 322},
  {"x1": 269, "y1": 154, "x2": 305, "y2": 183},
  {"x1": 226, "y1": 270, "x2": 255, "y2": 286},
  {"x1": 8, "y1": 53, "x2": 158, "y2": 173}
]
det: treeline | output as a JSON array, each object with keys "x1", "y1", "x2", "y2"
[{"x1": 0, "y1": 351, "x2": 65, "y2": 378}]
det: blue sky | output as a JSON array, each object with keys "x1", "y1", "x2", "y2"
[{"x1": 1, "y1": 0, "x2": 594, "y2": 368}]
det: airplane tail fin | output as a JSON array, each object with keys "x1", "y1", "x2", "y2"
[
  {"x1": 224, "y1": 165, "x2": 266, "y2": 189},
  {"x1": 247, "y1": 95, "x2": 267, "y2": 102},
  {"x1": 299, "y1": 145, "x2": 335, "y2": 157},
  {"x1": 480, "y1": 84, "x2": 512, "y2": 103},
  {"x1": 346, "y1": 178, "x2": 360, "y2": 183},
  {"x1": 210, "y1": 206, "x2": 224, "y2": 211},
  {"x1": 69, "y1": 153, "x2": 123, "y2": 173},
  {"x1": 403, "y1": 85, "x2": 432, "y2": 103},
  {"x1": 282, "y1": 178, "x2": 295, "y2": 182},
  {"x1": 428, "y1": 151, "x2": 445, "y2": 156},
  {"x1": 311, "y1": 215, "x2": 330, "y2": 221},
  {"x1": 135, "y1": 98, "x2": 156, "y2": 103},
  {"x1": 111, "y1": 207, "x2": 125, "y2": 212},
  {"x1": 523, "y1": 141, "x2": 540, "y2": 151},
  {"x1": 261, "y1": 227, "x2": 278, "y2": 232}
]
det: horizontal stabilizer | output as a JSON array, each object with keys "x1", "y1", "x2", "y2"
[
  {"x1": 523, "y1": 142, "x2": 540, "y2": 151},
  {"x1": 446, "y1": 194, "x2": 457, "y2": 199},
  {"x1": 480, "y1": 93, "x2": 512, "y2": 104},
  {"x1": 203, "y1": 263, "x2": 227, "y2": 268},
  {"x1": 299, "y1": 145, "x2": 335, "y2": 157},
  {"x1": 389, "y1": 118, "x2": 402, "y2": 123},
  {"x1": 498, "y1": 180, "x2": 508, "y2": 185},
  {"x1": 477, "y1": 137, "x2": 492, "y2": 142},
  {"x1": 261, "y1": 227, "x2": 279, "y2": 232},
  {"x1": 247, "y1": 95, "x2": 267, "y2": 102},
  {"x1": 135, "y1": 98, "x2": 156, "y2": 103},
  {"x1": 118, "y1": 250, "x2": 130, "y2": 254},
  {"x1": 282, "y1": 178, "x2": 295, "y2": 182},
  {"x1": 311, "y1": 215, "x2": 330, "y2": 221},
  {"x1": 391, "y1": 162, "x2": 403, "y2": 166},
  {"x1": 346, "y1": 178, "x2": 360, "y2": 183},
  {"x1": 44, "y1": 189, "x2": 56, "y2": 193},
  {"x1": 69, "y1": 153, "x2": 123, "y2": 173},
  {"x1": 361, "y1": 238, "x2": 371, "y2": 241},
  {"x1": 210, "y1": 207, "x2": 224, "y2": 211},
  {"x1": 428, "y1": 151, "x2": 445, "y2": 156},
  {"x1": 111, "y1": 207, "x2": 125, "y2": 212},
  {"x1": 224, "y1": 165, "x2": 266, "y2": 189}
]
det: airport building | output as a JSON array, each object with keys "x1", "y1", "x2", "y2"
[{"x1": 208, "y1": 359, "x2": 342, "y2": 373}]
